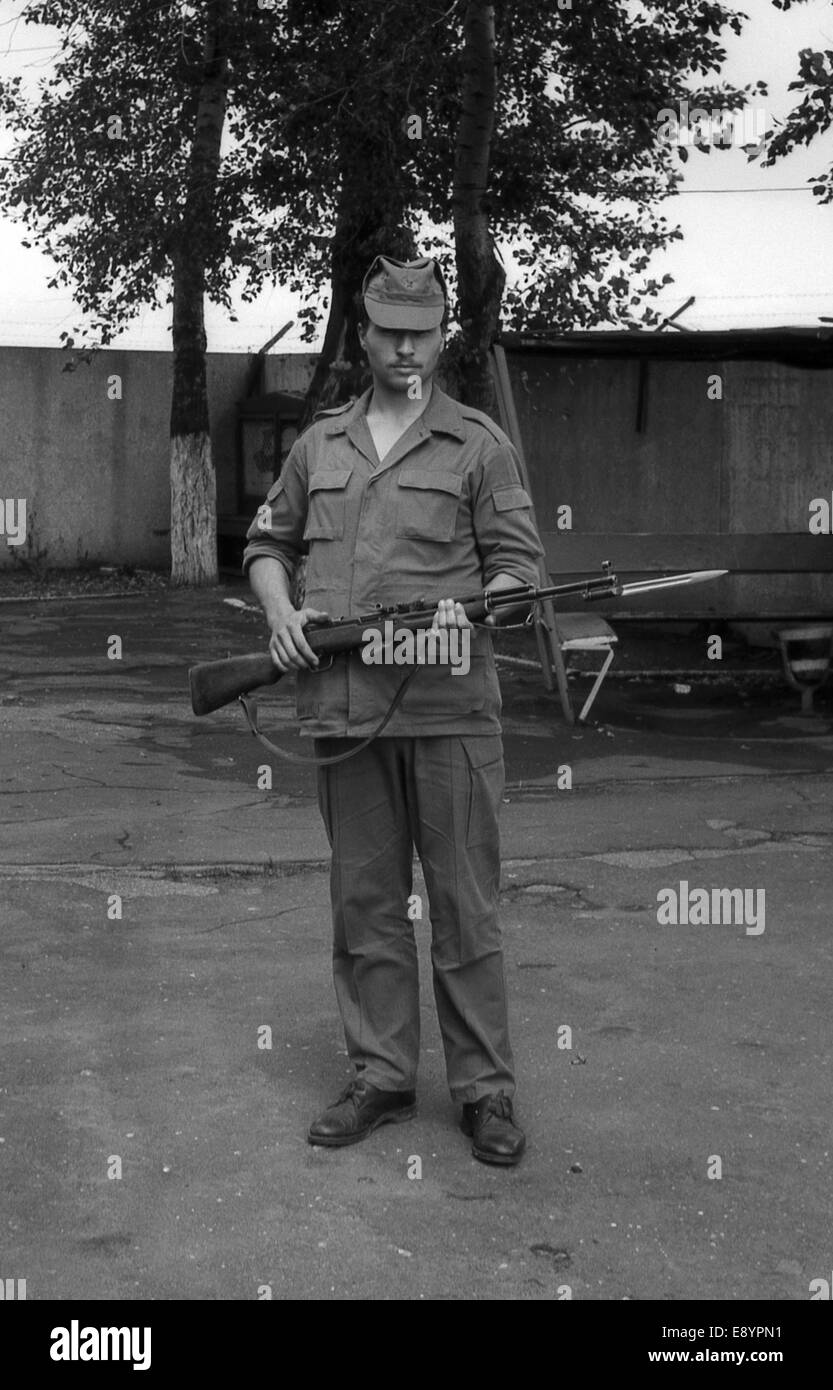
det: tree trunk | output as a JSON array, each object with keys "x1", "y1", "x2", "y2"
[
  {"x1": 300, "y1": 158, "x2": 417, "y2": 430},
  {"x1": 297, "y1": 191, "x2": 354, "y2": 431},
  {"x1": 453, "y1": 0, "x2": 505, "y2": 413},
  {"x1": 169, "y1": 1, "x2": 230, "y2": 586}
]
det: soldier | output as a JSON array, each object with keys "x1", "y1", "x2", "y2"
[{"x1": 243, "y1": 254, "x2": 545, "y2": 1165}]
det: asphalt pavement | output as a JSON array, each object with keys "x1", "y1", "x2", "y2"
[{"x1": 1, "y1": 587, "x2": 832, "y2": 1301}]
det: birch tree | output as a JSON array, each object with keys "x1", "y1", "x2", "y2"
[{"x1": 0, "y1": 0, "x2": 278, "y2": 585}]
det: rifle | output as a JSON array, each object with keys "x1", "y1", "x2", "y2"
[{"x1": 189, "y1": 563, "x2": 727, "y2": 717}]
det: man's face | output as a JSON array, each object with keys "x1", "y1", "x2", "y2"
[{"x1": 358, "y1": 321, "x2": 445, "y2": 394}]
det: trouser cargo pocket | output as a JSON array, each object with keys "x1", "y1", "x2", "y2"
[{"x1": 459, "y1": 735, "x2": 504, "y2": 848}]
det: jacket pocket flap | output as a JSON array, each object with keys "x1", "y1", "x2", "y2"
[
  {"x1": 398, "y1": 469, "x2": 464, "y2": 497},
  {"x1": 309, "y1": 468, "x2": 353, "y2": 493},
  {"x1": 492, "y1": 484, "x2": 531, "y2": 512},
  {"x1": 460, "y1": 734, "x2": 503, "y2": 769}
]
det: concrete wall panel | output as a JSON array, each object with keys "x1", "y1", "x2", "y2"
[{"x1": 0, "y1": 347, "x2": 314, "y2": 569}]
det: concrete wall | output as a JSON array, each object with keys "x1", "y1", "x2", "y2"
[
  {"x1": 2, "y1": 341, "x2": 829, "y2": 619},
  {"x1": 0, "y1": 346, "x2": 317, "y2": 570},
  {"x1": 504, "y1": 351, "x2": 833, "y2": 617},
  {"x1": 723, "y1": 360, "x2": 832, "y2": 617}
]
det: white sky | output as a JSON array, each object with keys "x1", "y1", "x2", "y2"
[{"x1": 0, "y1": 0, "x2": 832, "y2": 352}]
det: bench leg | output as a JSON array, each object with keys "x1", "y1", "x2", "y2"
[
  {"x1": 577, "y1": 646, "x2": 616, "y2": 724},
  {"x1": 551, "y1": 637, "x2": 575, "y2": 724},
  {"x1": 533, "y1": 612, "x2": 556, "y2": 694}
]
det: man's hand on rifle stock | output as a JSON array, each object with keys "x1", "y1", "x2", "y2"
[
  {"x1": 248, "y1": 557, "x2": 329, "y2": 674},
  {"x1": 268, "y1": 604, "x2": 330, "y2": 673},
  {"x1": 431, "y1": 598, "x2": 473, "y2": 632},
  {"x1": 479, "y1": 571, "x2": 534, "y2": 627},
  {"x1": 430, "y1": 571, "x2": 530, "y2": 633},
  {"x1": 430, "y1": 570, "x2": 523, "y2": 631}
]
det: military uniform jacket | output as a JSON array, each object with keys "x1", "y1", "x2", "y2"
[{"x1": 242, "y1": 385, "x2": 545, "y2": 738}]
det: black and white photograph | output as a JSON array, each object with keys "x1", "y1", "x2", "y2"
[{"x1": 1, "y1": 0, "x2": 831, "y2": 1341}]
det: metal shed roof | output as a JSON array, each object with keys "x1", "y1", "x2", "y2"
[{"x1": 497, "y1": 327, "x2": 833, "y2": 368}]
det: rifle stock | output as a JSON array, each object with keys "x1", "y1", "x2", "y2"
[
  {"x1": 189, "y1": 652, "x2": 282, "y2": 716},
  {"x1": 187, "y1": 615, "x2": 445, "y2": 716}
]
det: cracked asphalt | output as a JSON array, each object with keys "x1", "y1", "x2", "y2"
[{"x1": 1, "y1": 588, "x2": 832, "y2": 1301}]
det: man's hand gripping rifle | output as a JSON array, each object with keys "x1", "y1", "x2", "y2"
[{"x1": 189, "y1": 564, "x2": 727, "y2": 718}]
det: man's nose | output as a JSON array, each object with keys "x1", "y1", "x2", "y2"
[{"x1": 395, "y1": 335, "x2": 416, "y2": 355}]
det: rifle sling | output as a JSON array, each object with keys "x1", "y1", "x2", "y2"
[{"x1": 238, "y1": 667, "x2": 421, "y2": 767}]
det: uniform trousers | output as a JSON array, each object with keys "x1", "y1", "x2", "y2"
[{"x1": 314, "y1": 734, "x2": 515, "y2": 1103}]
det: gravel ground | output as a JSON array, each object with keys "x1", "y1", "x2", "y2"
[{"x1": 0, "y1": 566, "x2": 173, "y2": 601}]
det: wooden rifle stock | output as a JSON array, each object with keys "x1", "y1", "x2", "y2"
[
  {"x1": 189, "y1": 652, "x2": 282, "y2": 716},
  {"x1": 188, "y1": 571, "x2": 621, "y2": 717},
  {"x1": 188, "y1": 602, "x2": 493, "y2": 716}
]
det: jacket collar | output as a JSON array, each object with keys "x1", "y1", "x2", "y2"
[{"x1": 322, "y1": 384, "x2": 467, "y2": 442}]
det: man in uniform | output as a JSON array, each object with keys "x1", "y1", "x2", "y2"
[{"x1": 243, "y1": 254, "x2": 545, "y2": 1165}]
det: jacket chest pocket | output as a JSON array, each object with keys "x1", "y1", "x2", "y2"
[
  {"x1": 395, "y1": 469, "x2": 464, "y2": 542},
  {"x1": 304, "y1": 468, "x2": 353, "y2": 541}
]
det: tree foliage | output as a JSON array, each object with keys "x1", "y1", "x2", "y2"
[
  {"x1": 0, "y1": 1, "x2": 763, "y2": 353},
  {"x1": 764, "y1": 0, "x2": 833, "y2": 202},
  {"x1": 0, "y1": 0, "x2": 287, "y2": 345},
  {"x1": 247, "y1": 0, "x2": 760, "y2": 337}
]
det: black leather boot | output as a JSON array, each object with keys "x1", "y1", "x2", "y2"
[
  {"x1": 461, "y1": 1091, "x2": 526, "y2": 1166},
  {"x1": 307, "y1": 1078, "x2": 417, "y2": 1147}
]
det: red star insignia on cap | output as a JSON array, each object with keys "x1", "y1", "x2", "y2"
[{"x1": 401, "y1": 275, "x2": 416, "y2": 289}]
